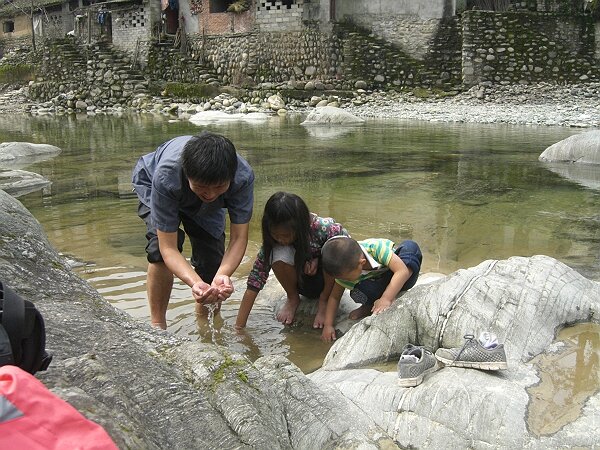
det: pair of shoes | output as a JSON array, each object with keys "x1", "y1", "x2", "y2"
[
  {"x1": 397, "y1": 344, "x2": 438, "y2": 387},
  {"x1": 434, "y1": 333, "x2": 508, "y2": 371}
]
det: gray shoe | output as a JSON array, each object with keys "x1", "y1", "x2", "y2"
[
  {"x1": 397, "y1": 344, "x2": 439, "y2": 387},
  {"x1": 435, "y1": 334, "x2": 508, "y2": 370}
]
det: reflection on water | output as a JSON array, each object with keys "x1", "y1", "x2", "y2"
[
  {"x1": 527, "y1": 323, "x2": 600, "y2": 436},
  {"x1": 2, "y1": 112, "x2": 600, "y2": 373}
]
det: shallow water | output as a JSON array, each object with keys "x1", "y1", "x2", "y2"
[
  {"x1": 1, "y1": 111, "x2": 600, "y2": 373},
  {"x1": 527, "y1": 322, "x2": 600, "y2": 436}
]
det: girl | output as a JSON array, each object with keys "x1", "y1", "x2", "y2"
[{"x1": 235, "y1": 192, "x2": 349, "y2": 329}]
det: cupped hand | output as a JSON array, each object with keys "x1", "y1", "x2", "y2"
[
  {"x1": 212, "y1": 275, "x2": 234, "y2": 301},
  {"x1": 192, "y1": 280, "x2": 219, "y2": 304}
]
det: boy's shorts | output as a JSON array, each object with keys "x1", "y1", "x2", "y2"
[
  {"x1": 272, "y1": 245, "x2": 324, "y2": 299},
  {"x1": 138, "y1": 203, "x2": 225, "y2": 283},
  {"x1": 351, "y1": 240, "x2": 422, "y2": 306}
]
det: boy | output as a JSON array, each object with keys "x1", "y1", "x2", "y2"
[
  {"x1": 320, "y1": 236, "x2": 422, "y2": 342},
  {"x1": 132, "y1": 131, "x2": 254, "y2": 329}
]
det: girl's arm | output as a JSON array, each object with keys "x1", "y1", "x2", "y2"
[{"x1": 235, "y1": 288, "x2": 259, "y2": 329}]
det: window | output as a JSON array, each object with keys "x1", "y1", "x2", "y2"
[
  {"x1": 210, "y1": 0, "x2": 249, "y2": 13},
  {"x1": 3, "y1": 21, "x2": 14, "y2": 33}
]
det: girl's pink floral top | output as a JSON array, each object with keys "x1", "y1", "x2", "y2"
[{"x1": 246, "y1": 213, "x2": 349, "y2": 291}]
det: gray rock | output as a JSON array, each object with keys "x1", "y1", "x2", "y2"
[
  {"x1": 300, "y1": 106, "x2": 365, "y2": 126},
  {"x1": 539, "y1": 130, "x2": 600, "y2": 164},
  {"x1": 313, "y1": 255, "x2": 600, "y2": 449},
  {"x1": 0, "y1": 168, "x2": 51, "y2": 197},
  {"x1": 0, "y1": 190, "x2": 388, "y2": 448},
  {"x1": 0, "y1": 142, "x2": 62, "y2": 168}
]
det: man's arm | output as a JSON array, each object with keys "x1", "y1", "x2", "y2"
[
  {"x1": 211, "y1": 222, "x2": 249, "y2": 301},
  {"x1": 157, "y1": 229, "x2": 217, "y2": 302}
]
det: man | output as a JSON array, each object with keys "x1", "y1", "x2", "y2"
[{"x1": 132, "y1": 131, "x2": 254, "y2": 329}]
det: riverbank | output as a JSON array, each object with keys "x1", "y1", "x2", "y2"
[{"x1": 3, "y1": 82, "x2": 600, "y2": 128}]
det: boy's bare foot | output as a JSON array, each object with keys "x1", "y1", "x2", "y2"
[
  {"x1": 276, "y1": 296, "x2": 301, "y2": 325},
  {"x1": 348, "y1": 304, "x2": 372, "y2": 320}
]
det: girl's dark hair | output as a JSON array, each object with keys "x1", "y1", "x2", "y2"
[
  {"x1": 262, "y1": 192, "x2": 311, "y2": 282},
  {"x1": 181, "y1": 131, "x2": 238, "y2": 184}
]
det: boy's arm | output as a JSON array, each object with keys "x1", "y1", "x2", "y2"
[
  {"x1": 321, "y1": 283, "x2": 345, "y2": 342},
  {"x1": 314, "y1": 272, "x2": 335, "y2": 328},
  {"x1": 372, "y1": 254, "x2": 412, "y2": 314}
]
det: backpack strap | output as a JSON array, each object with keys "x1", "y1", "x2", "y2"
[
  {"x1": 0, "y1": 282, "x2": 25, "y2": 365},
  {"x1": 0, "y1": 325, "x2": 14, "y2": 366}
]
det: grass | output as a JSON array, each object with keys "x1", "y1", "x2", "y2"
[{"x1": 0, "y1": 63, "x2": 35, "y2": 83}]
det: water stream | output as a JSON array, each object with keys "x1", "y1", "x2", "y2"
[{"x1": 1, "y1": 111, "x2": 599, "y2": 376}]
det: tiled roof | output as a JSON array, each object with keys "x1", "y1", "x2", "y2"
[{"x1": 0, "y1": 0, "x2": 64, "y2": 17}]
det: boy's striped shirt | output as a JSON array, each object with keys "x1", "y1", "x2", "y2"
[{"x1": 335, "y1": 238, "x2": 395, "y2": 289}]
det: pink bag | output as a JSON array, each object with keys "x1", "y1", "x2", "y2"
[{"x1": 0, "y1": 365, "x2": 118, "y2": 449}]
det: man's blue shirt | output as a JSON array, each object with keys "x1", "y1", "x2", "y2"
[{"x1": 132, "y1": 135, "x2": 254, "y2": 239}]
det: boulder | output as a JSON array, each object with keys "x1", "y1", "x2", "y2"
[
  {"x1": 189, "y1": 111, "x2": 270, "y2": 125},
  {"x1": 300, "y1": 106, "x2": 365, "y2": 126},
  {"x1": 311, "y1": 256, "x2": 600, "y2": 448},
  {"x1": 0, "y1": 168, "x2": 51, "y2": 197},
  {"x1": 539, "y1": 130, "x2": 600, "y2": 164},
  {"x1": 543, "y1": 162, "x2": 600, "y2": 190},
  {"x1": 0, "y1": 189, "x2": 388, "y2": 448},
  {"x1": 0, "y1": 142, "x2": 62, "y2": 169}
]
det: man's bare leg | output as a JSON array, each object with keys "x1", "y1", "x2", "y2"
[
  {"x1": 273, "y1": 261, "x2": 300, "y2": 325},
  {"x1": 147, "y1": 262, "x2": 174, "y2": 329}
]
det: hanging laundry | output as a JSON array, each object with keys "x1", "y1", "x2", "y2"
[{"x1": 97, "y1": 10, "x2": 109, "y2": 25}]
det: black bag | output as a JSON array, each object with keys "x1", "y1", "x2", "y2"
[{"x1": 0, "y1": 281, "x2": 52, "y2": 374}]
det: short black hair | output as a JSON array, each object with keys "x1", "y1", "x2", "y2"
[
  {"x1": 181, "y1": 131, "x2": 238, "y2": 184},
  {"x1": 321, "y1": 237, "x2": 362, "y2": 277}
]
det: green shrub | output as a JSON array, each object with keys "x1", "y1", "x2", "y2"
[
  {"x1": 162, "y1": 82, "x2": 220, "y2": 100},
  {"x1": 0, "y1": 63, "x2": 35, "y2": 83}
]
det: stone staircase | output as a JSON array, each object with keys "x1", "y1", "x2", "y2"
[
  {"x1": 335, "y1": 23, "x2": 428, "y2": 89},
  {"x1": 85, "y1": 41, "x2": 149, "y2": 105}
]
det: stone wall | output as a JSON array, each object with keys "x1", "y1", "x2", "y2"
[
  {"x1": 0, "y1": 34, "x2": 31, "y2": 55},
  {"x1": 187, "y1": 27, "x2": 342, "y2": 85},
  {"x1": 462, "y1": 10, "x2": 598, "y2": 86}
]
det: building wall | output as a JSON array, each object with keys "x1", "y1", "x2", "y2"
[
  {"x1": 256, "y1": 0, "x2": 303, "y2": 31},
  {"x1": 336, "y1": 0, "x2": 455, "y2": 20},
  {"x1": 112, "y1": 4, "x2": 152, "y2": 54},
  {"x1": 334, "y1": 0, "x2": 455, "y2": 61},
  {"x1": 1, "y1": 15, "x2": 32, "y2": 39},
  {"x1": 198, "y1": 0, "x2": 254, "y2": 35}
]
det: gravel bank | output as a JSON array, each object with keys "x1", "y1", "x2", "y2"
[
  {"x1": 344, "y1": 83, "x2": 600, "y2": 128},
  {"x1": 2, "y1": 82, "x2": 600, "y2": 128}
]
